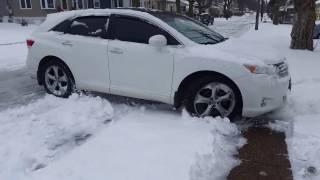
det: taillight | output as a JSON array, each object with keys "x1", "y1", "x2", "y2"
[{"x1": 26, "y1": 39, "x2": 34, "y2": 47}]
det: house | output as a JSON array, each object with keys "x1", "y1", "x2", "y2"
[
  {"x1": 1, "y1": 0, "x2": 131, "y2": 23},
  {"x1": 138, "y1": 0, "x2": 188, "y2": 13}
]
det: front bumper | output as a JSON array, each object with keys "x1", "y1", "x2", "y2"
[{"x1": 237, "y1": 74, "x2": 291, "y2": 117}]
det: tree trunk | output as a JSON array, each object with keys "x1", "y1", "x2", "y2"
[
  {"x1": 255, "y1": 0, "x2": 260, "y2": 30},
  {"x1": 176, "y1": 0, "x2": 181, "y2": 13},
  {"x1": 272, "y1": 2, "x2": 280, "y2": 25},
  {"x1": 188, "y1": 0, "x2": 194, "y2": 17},
  {"x1": 290, "y1": 0, "x2": 316, "y2": 51}
]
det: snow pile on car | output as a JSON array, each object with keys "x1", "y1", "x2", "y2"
[{"x1": 0, "y1": 94, "x2": 113, "y2": 180}]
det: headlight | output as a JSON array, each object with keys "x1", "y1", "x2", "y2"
[{"x1": 244, "y1": 64, "x2": 276, "y2": 75}]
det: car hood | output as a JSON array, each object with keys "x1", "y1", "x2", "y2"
[{"x1": 188, "y1": 39, "x2": 285, "y2": 66}]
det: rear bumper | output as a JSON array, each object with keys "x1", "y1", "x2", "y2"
[{"x1": 236, "y1": 74, "x2": 290, "y2": 117}]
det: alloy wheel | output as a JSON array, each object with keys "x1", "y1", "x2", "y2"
[
  {"x1": 193, "y1": 82, "x2": 236, "y2": 117},
  {"x1": 44, "y1": 65, "x2": 69, "y2": 96}
]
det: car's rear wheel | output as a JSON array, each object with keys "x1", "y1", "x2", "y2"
[
  {"x1": 42, "y1": 61, "x2": 74, "y2": 98},
  {"x1": 184, "y1": 76, "x2": 242, "y2": 121}
]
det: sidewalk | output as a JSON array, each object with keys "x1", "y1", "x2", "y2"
[{"x1": 228, "y1": 127, "x2": 293, "y2": 180}]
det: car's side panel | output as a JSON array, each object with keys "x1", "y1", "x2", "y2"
[
  {"x1": 108, "y1": 40, "x2": 176, "y2": 104},
  {"x1": 56, "y1": 34, "x2": 110, "y2": 93},
  {"x1": 170, "y1": 47, "x2": 249, "y2": 105},
  {"x1": 28, "y1": 31, "x2": 110, "y2": 93}
]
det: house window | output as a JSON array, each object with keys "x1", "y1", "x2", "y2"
[
  {"x1": 20, "y1": 0, "x2": 32, "y2": 9},
  {"x1": 73, "y1": 0, "x2": 84, "y2": 9},
  {"x1": 94, "y1": 0, "x2": 100, "y2": 8},
  {"x1": 118, "y1": 0, "x2": 123, "y2": 7},
  {"x1": 41, "y1": 0, "x2": 55, "y2": 9},
  {"x1": 60, "y1": 0, "x2": 68, "y2": 9}
]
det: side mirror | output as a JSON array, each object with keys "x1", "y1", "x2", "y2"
[{"x1": 149, "y1": 35, "x2": 167, "y2": 48}]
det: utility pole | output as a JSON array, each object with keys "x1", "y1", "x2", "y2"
[
  {"x1": 255, "y1": 0, "x2": 261, "y2": 30},
  {"x1": 260, "y1": 0, "x2": 264, "y2": 21}
]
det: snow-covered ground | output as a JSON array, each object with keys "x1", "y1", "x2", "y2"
[
  {"x1": 1, "y1": 15, "x2": 320, "y2": 180},
  {"x1": 228, "y1": 21, "x2": 320, "y2": 180},
  {"x1": 252, "y1": 24, "x2": 320, "y2": 179},
  {"x1": 210, "y1": 14, "x2": 254, "y2": 38},
  {"x1": 0, "y1": 17, "x2": 251, "y2": 180}
]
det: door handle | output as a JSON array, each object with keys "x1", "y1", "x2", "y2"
[
  {"x1": 62, "y1": 41, "x2": 73, "y2": 47},
  {"x1": 109, "y1": 48, "x2": 123, "y2": 54}
]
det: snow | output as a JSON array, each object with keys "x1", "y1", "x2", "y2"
[
  {"x1": 0, "y1": 20, "x2": 247, "y2": 180},
  {"x1": 210, "y1": 14, "x2": 254, "y2": 38},
  {"x1": 26, "y1": 111, "x2": 244, "y2": 180},
  {"x1": 2, "y1": 15, "x2": 320, "y2": 180},
  {"x1": 0, "y1": 94, "x2": 113, "y2": 180},
  {"x1": 71, "y1": 20, "x2": 88, "y2": 28},
  {"x1": 0, "y1": 92, "x2": 245, "y2": 180},
  {"x1": 244, "y1": 23, "x2": 320, "y2": 180},
  {"x1": 0, "y1": 23, "x2": 36, "y2": 71}
]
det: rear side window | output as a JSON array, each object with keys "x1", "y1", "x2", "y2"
[
  {"x1": 69, "y1": 16, "x2": 109, "y2": 38},
  {"x1": 51, "y1": 20, "x2": 71, "y2": 32},
  {"x1": 111, "y1": 16, "x2": 179, "y2": 45}
]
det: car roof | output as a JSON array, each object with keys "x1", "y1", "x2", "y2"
[{"x1": 36, "y1": 8, "x2": 184, "y2": 32}]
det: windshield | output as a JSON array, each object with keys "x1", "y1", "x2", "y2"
[{"x1": 153, "y1": 13, "x2": 225, "y2": 45}]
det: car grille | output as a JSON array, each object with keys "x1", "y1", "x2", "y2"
[{"x1": 274, "y1": 62, "x2": 289, "y2": 78}]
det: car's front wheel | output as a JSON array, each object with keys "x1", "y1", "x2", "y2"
[
  {"x1": 42, "y1": 61, "x2": 74, "y2": 98},
  {"x1": 184, "y1": 76, "x2": 242, "y2": 121}
]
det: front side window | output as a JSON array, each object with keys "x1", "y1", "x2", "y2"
[
  {"x1": 154, "y1": 13, "x2": 225, "y2": 45},
  {"x1": 69, "y1": 16, "x2": 109, "y2": 38},
  {"x1": 20, "y1": 0, "x2": 32, "y2": 9},
  {"x1": 111, "y1": 16, "x2": 179, "y2": 45},
  {"x1": 41, "y1": 0, "x2": 55, "y2": 9}
]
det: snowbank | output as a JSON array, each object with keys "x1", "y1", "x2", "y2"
[
  {"x1": 0, "y1": 94, "x2": 113, "y2": 180},
  {"x1": 25, "y1": 109, "x2": 244, "y2": 180}
]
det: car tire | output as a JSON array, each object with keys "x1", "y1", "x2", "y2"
[
  {"x1": 183, "y1": 76, "x2": 242, "y2": 121},
  {"x1": 42, "y1": 61, "x2": 74, "y2": 98}
]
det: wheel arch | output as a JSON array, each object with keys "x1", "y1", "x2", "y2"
[
  {"x1": 37, "y1": 56, "x2": 75, "y2": 85},
  {"x1": 174, "y1": 71, "x2": 243, "y2": 112}
]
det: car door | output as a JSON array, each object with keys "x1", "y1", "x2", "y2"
[
  {"x1": 56, "y1": 16, "x2": 110, "y2": 92},
  {"x1": 107, "y1": 14, "x2": 180, "y2": 103}
]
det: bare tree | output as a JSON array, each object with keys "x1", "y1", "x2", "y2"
[
  {"x1": 290, "y1": 0, "x2": 316, "y2": 50},
  {"x1": 176, "y1": 0, "x2": 181, "y2": 13},
  {"x1": 196, "y1": 0, "x2": 214, "y2": 13},
  {"x1": 223, "y1": 0, "x2": 232, "y2": 19},
  {"x1": 187, "y1": 0, "x2": 195, "y2": 16},
  {"x1": 132, "y1": 0, "x2": 140, "y2": 7},
  {"x1": 268, "y1": 0, "x2": 281, "y2": 25}
]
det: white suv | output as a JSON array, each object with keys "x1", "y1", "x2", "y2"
[{"x1": 26, "y1": 9, "x2": 290, "y2": 120}]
